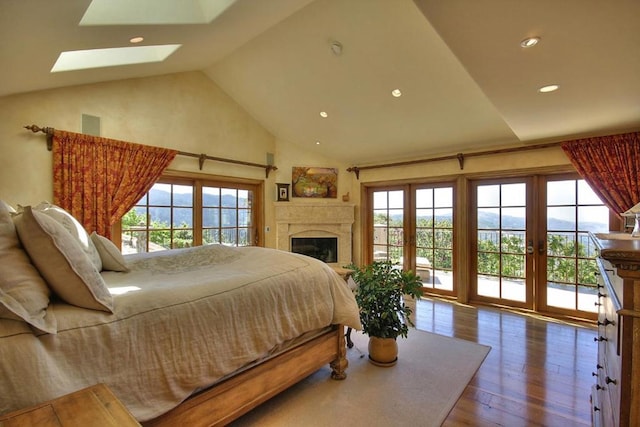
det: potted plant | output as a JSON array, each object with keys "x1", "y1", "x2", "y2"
[{"x1": 347, "y1": 260, "x2": 423, "y2": 366}]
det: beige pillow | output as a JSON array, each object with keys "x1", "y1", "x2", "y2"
[
  {"x1": 90, "y1": 232, "x2": 129, "y2": 272},
  {"x1": 0, "y1": 201, "x2": 56, "y2": 333},
  {"x1": 14, "y1": 206, "x2": 114, "y2": 313},
  {"x1": 32, "y1": 201, "x2": 103, "y2": 272}
]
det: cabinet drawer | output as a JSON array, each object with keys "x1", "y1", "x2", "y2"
[
  {"x1": 595, "y1": 257, "x2": 623, "y2": 427},
  {"x1": 592, "y1": 384, "x2": 614, "y2": 427}
]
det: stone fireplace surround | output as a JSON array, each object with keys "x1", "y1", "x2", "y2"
[{"x1": 274, "y1": 202, "x2": 354, "y2": 267}]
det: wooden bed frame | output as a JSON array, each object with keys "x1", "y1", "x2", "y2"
[{"x1": 143, "y1": 325, "x2": 348, "y2": 427}]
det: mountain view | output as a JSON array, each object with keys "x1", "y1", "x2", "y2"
[
  {"x1": 133, "y1": 188, "x2": 249, "y2": 226},
  {"x1": 143, "y1": 187, "x2": 607, "y2": 233}
]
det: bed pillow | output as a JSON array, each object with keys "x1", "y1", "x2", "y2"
[
  {"x1": 0, "y1": 201, "x2": 57, "y2": 333},
  {"x1": 91, "y1": 232, "x2": 129, "y2": 272},
  {"x1": 13, "y1": 206, "x2": 114, "y2": 313},
  {"x1": 31, "y1": 201, "x2": 103, "y2": 272}
]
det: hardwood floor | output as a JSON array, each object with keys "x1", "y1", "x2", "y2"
[{"x1": 414, "y1": 297, "x2": 597, "y2": 426}]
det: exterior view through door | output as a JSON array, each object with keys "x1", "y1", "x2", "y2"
[{"x1": 365, "y1": 174, "x2": 610, "y2": 320}]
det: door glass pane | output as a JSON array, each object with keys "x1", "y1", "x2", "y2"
[
  {"x1": 547, "y1": 207, "x2": 576, "y2": 231},
  {"x1": 502, "y1": 207, "x2": 525, "y2": 229},
  {"x1": 478, "y1": 208, "x2": 500, "y2": 229},
  {"x1": 372, "y1": 190, "x2": 404, "y2": 264},
  {"x1": 477, "y1": 185, "x2": 499, "y2": 207},
  {"x1": 476, "y1": 182, "x2": 527, "y2": 303},
  {"x1": 546, "y1": 179, "x2": 607, "y2": 313},
  {"x1": 373, "y1": 191, "x2": 388, "y2": 209},
  {"x1": 388, "y1": 191, "x2": 404, "y2": 209},
  {"x1": 501, "y1": 183, "x2": 526, "y2": 206},
  {"x1": 577, "y1": 180, "x2": 601, "y2": 204},
  {"x1": 416, "y1": 187, "x2": 453, "y2": 292},
  {"x1": 547, "y1": 180, "x2": 576, "y2": 205},
  {"x1": 578, "y1": 206, "x2": 608, "y2": 232}
]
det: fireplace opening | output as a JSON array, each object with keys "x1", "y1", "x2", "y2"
[{"x1": 291, "y1": 237, "x2": 337, "y2": 263}]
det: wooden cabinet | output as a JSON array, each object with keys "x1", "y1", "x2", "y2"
[
  {"x1": 0, "y1": 384, "x2": 140, "y2": 427},
  {"x1": 591, "y1": 233, "x2": 640, "y2": 427}
]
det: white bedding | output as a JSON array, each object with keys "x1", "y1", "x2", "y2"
[{"x1": 0, "y1": 244, "x2": 361, "y2": 421}]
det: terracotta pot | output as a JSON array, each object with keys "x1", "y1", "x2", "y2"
[{"x1": 368, "y1": 336, "x2": 398, "y2": 367}]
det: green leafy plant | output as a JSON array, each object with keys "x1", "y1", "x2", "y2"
[{"x1": 347, "y1": 260, "x2": 423, "y2": 339}]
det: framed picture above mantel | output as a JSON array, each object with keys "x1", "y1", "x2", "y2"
[
  {"x1": 276, "y1": 183, "x2": 290, "y2": 201},
  {"x1": 291, "y1": 167, "x2": 338, "y2": 198}
]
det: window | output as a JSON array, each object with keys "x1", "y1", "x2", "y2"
[
  {"x1": 119, "y1": 173, "x2": 262, "y2": 253},
  {"x1": 202, "y1": 185, "x2": 253, "y2": 246}
]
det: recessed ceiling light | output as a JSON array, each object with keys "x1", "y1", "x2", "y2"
[
  {"x1": 520, "y1": 37, "x2": 540, "y2": 48},
  {"x1": 538, "y1": 84, "x2": 559, "y2": 93},
  {"x1": 316, "y1": 141, "x2": 321, "y2": 145},
  {"x1": 391, "y1": 89, "x2": 402, "y2": 98},
  {"x1": 319, "y1": 111, "x2": 328, "y2": 118},
  {"x1": 129, "y1": 36, "x2": 144, "y2": 44}
]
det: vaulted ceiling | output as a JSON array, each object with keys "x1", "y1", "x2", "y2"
[{"x1": 2, "y1": 0, "x2": 639, "y2": 165}]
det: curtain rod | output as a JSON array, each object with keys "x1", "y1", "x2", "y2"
[
  {"x1": 24, "y1": 124, "x2": 277, "y2": 178},
  {"x1": 346, "y1": 141, "x2": 564, "y2": 179}
]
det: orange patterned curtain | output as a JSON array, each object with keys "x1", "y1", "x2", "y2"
[
  {"x1": 561, "y1": 131, "x2": 640, "y2": 216},
  {"x1": 52, "y1": 130, "x2": 178, "y2": 238}
]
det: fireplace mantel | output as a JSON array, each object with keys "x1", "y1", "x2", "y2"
[{"x1": 274, "y1": 202, "x2": 354, "y2": 266}]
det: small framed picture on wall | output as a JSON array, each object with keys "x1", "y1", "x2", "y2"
[{"x1": 277, "y1": 183, "x2": 290, "y2": 201}]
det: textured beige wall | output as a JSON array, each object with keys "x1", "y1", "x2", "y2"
[
  {"x1": 0, "y1": 71, "x2": 276, "y2": 231},
  {"x1": 0, "y1": 69, "x2": 574, "y2": 255}
]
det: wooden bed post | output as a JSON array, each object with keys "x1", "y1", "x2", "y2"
[{"x1": 330, "y1": 325, "x2": 349, "y2": 380}]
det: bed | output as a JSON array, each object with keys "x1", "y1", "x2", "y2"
[{"x1": 0, "y1": 201, "x2": 361, "y2": 425}]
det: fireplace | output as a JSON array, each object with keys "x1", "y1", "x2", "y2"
[
  {"x1": 291, "y1": 237, "x2": 338, "y2": 263},
  {"x1": 274, "y1": 203, "x2": 354, "y2": 267}
]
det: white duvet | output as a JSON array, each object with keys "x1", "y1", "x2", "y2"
[{"x1": 0, "y1": 245, "x2": 361, "y2": 421}]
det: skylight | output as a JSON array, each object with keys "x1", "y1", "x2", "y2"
[
  {"x1": 51, "y1": 45, "x2": 181, "y2": 73},
  {"x1": 79, "y1": 0, "x2": 237, "y2": 25}
]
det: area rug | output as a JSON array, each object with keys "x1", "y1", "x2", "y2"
[{"x1": 231, "y1": 329, "x2": 491, "y2": 427}]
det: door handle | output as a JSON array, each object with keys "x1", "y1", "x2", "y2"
[
  {"x1": 527, "y1": 240, "x2": 534, "y2": 254},
  {"x1": 538, "y1": 240, "x2": 545, "y2": 254}
]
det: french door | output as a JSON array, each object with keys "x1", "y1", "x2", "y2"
[
  {"x1": 367, "y1": 182, "x2": 456, "y2": 297},
  {"x1": 470, "y1": 178, "x2": 533, "y2": 309},
  {"x1": 469, "y1": 173, "x2": 608, "y2": 318},
  {"x1": 364, "y1": 173, "x2": 608, "y2": 318}
]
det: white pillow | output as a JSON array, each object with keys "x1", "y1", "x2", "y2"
[
  {"x1": 32, "y1": 201, "x2": 103, "y2": 272},
  {"x1": 90, "y1": 232, "x2": 129, "y2": 272},
  {"x1": 13, "y1": 206, "x2": 113, "y2": 313},
  {"x1": 0, "y1": 201, "x2": 57, "y2": 333}
]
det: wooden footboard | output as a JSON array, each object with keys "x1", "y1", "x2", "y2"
[{"x1": 143, "y1": 325, "x2": 347, "y2": 427}]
